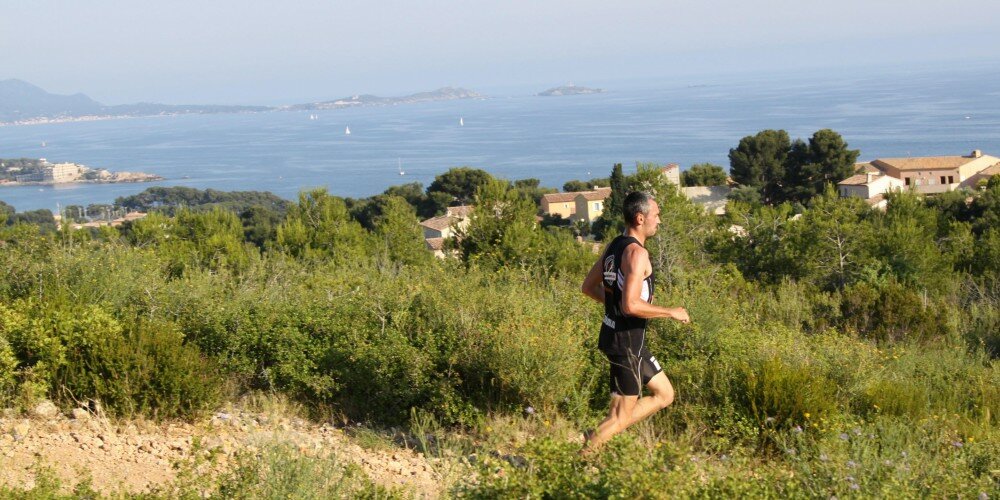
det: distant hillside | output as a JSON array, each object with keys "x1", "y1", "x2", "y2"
[
  {"x1": 0, "y1": 79, "x2": 270, "y2": 123},
  {"x1": 0, "y1": 79, "x2": 104, "y2": 121},
  {"x1": 289, "y1": 87, "x2": 485, "y2": 110},
  {"x1": 0, "y1": 80, "x2": 486, "y2": 124},
  {"x1": 537, "y1": 84, "x2": 604, "y2": 96}
]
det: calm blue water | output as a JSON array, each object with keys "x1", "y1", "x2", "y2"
[{"x1": 1, "y1": 66, "x2": 998, "y2": 211}]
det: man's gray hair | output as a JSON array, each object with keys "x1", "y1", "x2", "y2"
[{"x1": 623, "y1": 191, "x2": 653, "y2": 226}]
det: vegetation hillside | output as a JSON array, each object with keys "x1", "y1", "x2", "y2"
[{"x1": 0, "y1": 137, "x2": 997, "y2": 496}]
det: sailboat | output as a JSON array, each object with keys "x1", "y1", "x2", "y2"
[
  {"x1": 41, "y1": 141, "x2": 46, "y2": 147},
  {"x1": 459, "y1": 117, "x2": 464, "y2": 127},
  {"x1": 345, "y1": 126, "x2": 351, "y2": 135},
  {"x1": 309, "y1": 114, "x2": 318, "y2": 120},
  {"x1": 398, "y1": 158, "x2": 405, "y2": 176}
]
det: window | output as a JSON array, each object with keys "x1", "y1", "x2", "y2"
[
  {"x1": 948, "y1": 176, "x2": 954, "y2": 184},
  {"x1": 940, "y1": 176, "x2": 947, "y2": 185},
  {"x1": 905, "y1": 177, "x2": 911, "y2": 186},
  {"x1": 593, "y1": 202, "x2": 602, "y2": 211}
]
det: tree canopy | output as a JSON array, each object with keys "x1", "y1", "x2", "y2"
[
  {"x1": 681, "y1": 163, "x2": 728, "y2": 187},
  {"x1": 427, "y1": 167, "x2": 494, "y2": 206},
  {"x1": 729, "y1": 128, "x2": 858, "y2": 205}
]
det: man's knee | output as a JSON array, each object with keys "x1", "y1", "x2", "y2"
[{"x1": 655, "y1": 385, "x2": 675, "y2": 409}]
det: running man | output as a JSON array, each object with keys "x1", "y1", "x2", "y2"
[{"x1": 580, "y1": 191, "x2": 690, "y2": 454}]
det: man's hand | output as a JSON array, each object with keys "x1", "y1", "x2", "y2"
[{"x1": 669, "y1": 307, "x2": 690, "y2": 324}]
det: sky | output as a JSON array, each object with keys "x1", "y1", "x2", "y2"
[{"x1": 3, "y1": 0, "x2": 1000, "y2": 105}]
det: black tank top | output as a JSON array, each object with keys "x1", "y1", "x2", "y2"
[{"x1": 598, "y1": 235, "x2": 655, "y2": 355}]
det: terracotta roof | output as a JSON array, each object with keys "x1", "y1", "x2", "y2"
[
  {"x1": 855, "y1": 162, "x2": 882, "y2": 174},
  {"x1": 542, "y1": 192, "x2": 580, "y2": 203},
  {"x1": 865, "y1": 194, "x2": 886, "y2": 207},
  {"x1": 419, "y1": 215, "x2": 455, "y2": 231},
  {"x1": 838, "y1": 174, "x2": 874, "y2": 186},
  {"x1": 445, "y1": 205, "x2": 473, "y2": 217},
  {"x1": 978, "y1": 164, "x2": 1000, "y2": 177},
  {"x1": 661, "y1": 163, "x2": 680, "y2": 171},
  {"x1": 425, "y1": 237, "x2": 445, "y2": 251},
  {"x1": 577, "y1": 187, "x2": 613, "y2": 201},
  {"x1": 873, "y1": 156, "x2": 976, "y2": 171}
]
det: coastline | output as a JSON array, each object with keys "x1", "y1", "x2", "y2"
[
  {"x1": 0, "y1": 175, "x2": 164, "y2": 188},
  {"x1": 0, "y1": 112, "x2": 262, "y2": 128}
]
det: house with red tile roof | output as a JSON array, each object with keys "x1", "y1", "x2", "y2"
[
  {"x1": 869, "y1": 150, "x2": 1000, "y2": 194},
  {"x1": 419, "y1": 205, "x2": 472, "y2": 258}
]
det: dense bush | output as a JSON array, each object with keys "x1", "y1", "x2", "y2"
[
  {"x1": 56, "y1": 318, "x2": 222, "y2": 419},
  {"x1": 0, "y1": 299, "x2": 220, "y2": 418}
]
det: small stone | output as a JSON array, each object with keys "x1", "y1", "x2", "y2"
[
  {"x1": 31, "y1": 400, "x2": 60, "y2": 419},
  {"x1": 12, "y1": 421, "x2": 30, "y2": 441},
  {"x1": 71, "y1": 408, "x2": 90, "y2": 420}
]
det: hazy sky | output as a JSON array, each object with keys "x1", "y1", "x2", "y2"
[{"x1": 3, "y1": 0, "x2": 999, "y2": 105}]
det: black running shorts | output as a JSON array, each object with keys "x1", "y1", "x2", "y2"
[{"x1": 605, "y1": 345, "x2": 663, "y2": 396}]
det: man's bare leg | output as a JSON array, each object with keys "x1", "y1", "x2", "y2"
[
  {"x1": 622, "y1": 371, "x2": 674, "y2": 428},
  {"x1": 581, "y1": 393, "x2": 637, "y2": 455},
  {"x1": 581, "y1": 372, "x2": 675, "y2": 454}
]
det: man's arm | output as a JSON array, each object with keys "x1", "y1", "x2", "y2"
[
  {"x1": 620, "y1": 244, "x2": 690, "y2": 323},
  {"x1": 581, "y1": 257, "x2": 605, "y2": 303}
]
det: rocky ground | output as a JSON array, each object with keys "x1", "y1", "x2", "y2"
[{"x1": 0, "y1": 400, "x2": 443, "y2": 497}]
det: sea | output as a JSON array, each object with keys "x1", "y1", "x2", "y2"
[{"x1": 2, "y1": 65, "x2": 999, "y2": 212}]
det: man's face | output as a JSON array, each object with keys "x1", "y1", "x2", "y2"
[{"x1": 640, "y1": 200, "x2": 661, "y2": 237}]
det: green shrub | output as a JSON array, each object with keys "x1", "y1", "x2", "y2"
[
  {"x1": 965, "y1": 302, "x2": 1000, "y2": 358},
  {"x1": 733, "y1": 355, "x2": 838, "y2": 432},
  {"x1": 3, "y1": 300, "x2": 123, "y2": 396},
  {"x1": 0, "y1": 333, "x2": 16, "y2": 405},
  {"x1": 857, "y1": 376, "x2": 930, "y2": 418},
  {"x1": 212, "y1": 443, "x2": 397, "y2": 499},
  {"x1": 55, "y1": 317, "x2": 222, "y2": 419},
  {"x1": 841, "y1": 280, "x2": 956, "y2": 342}
]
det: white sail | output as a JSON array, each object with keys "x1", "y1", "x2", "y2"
[
  {"x1": 398, "y1": 158, "x2": 405, "y2": 176},
  {"x1": 459, "y1": 117, "x2": 464, "y2": 127},
  {"x1": 345, "y1": 126, "x2": 351, "y2": 135}
]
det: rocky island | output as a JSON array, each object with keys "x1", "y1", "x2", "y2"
[
  {"x1": 0, "y1": 158, "x2": 162, "y2": 186},
  {"x1": 537, "y1": 84, "x2": 604, "y2": 96},
  {"x1": 287, "y1": 86, "x2": 485, "y2": 110}
]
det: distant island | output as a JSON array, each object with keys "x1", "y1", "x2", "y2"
[
  {"x1": 287, "y1": 87, "x2": 485, "y2": 111},
  {"x1": 0, "y1": 80, "x2": 487, "y2": 125},
  {"x1": 0, "y1": 157, "x2": 162, "y2": 186},
  {"x1": 537, "y1": 84, "x2": 604, "y2": 96}
]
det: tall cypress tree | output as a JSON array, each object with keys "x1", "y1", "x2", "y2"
[{"x1": 593, "y1": 163, "x2": 626, "y2": 240}]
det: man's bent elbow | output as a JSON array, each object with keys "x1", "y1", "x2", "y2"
[{"x1": 621, "y1": 301, "x2": 639, "y2": 317}]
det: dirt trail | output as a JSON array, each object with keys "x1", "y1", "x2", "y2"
[{"x1": 0, "y1": 403, "x2": 442, "y2": 497}]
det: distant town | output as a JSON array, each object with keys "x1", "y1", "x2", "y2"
[
  {"x1": 418, "y1": 149, "x2": 1000, "y2": 257},
  {"x1": 0, "y1": 157, "x2": 161, "y2": 186}
]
